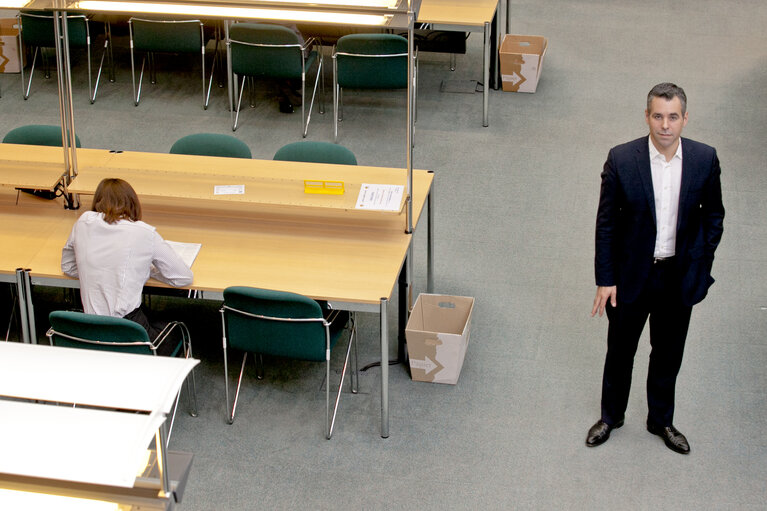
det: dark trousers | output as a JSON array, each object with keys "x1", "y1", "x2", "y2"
[
  {"x1": 124, "y1": 306, "x2": 179, "y2": 357},
  {"x1": 601, "y1": 259, "x2": 693, "y2": 427}
]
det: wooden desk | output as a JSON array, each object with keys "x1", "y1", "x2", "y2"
[
  {"x1": 4, "y1": 148, "x2": 434, "y2": 438},
  {"x1": 417, "y1": 0, "x2": 508, "y2": 127},
  {"x1": 68, "y1": 149, "x2": 427, "y2": 217}
]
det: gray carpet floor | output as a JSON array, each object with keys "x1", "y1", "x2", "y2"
[{"x1": 1, "y1": 0, "x2": 766, "y2": 508}]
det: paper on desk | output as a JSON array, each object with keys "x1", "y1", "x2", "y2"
[
  {"x1": 355, "y1": 183, "x2": 404, "y2": 211},
  {"x1": 165, "y1": 240, "x2": 202, "y2": 268},
  {"x1": 214, "y1": 184, "x2": 244, "y2": 195}
]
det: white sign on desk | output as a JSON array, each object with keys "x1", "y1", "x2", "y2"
[
  {"x1": 355, "y1": 183, "x2": 404, "y2": 211},
  {"x1": 214, "y1": 184, "x2": 245, "y2": 195}
]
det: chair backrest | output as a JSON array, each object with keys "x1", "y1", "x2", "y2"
[
  {"x1": 335, "y1": 33, "x2": 408, "y2": 89},
  {"x1": 48, "y1": 311, "x2": 154, "y2": 355},
  {"x1": 129, "y1": 18, "x2": 203, "y2": 53},
  {"x1": 3, "y1": 124, "x2": 82, "y2": 147},
  {"x1": 273, "y1": 141, "x2": 357, "y2": 165},
  {"x1": 229, "y1": 23, "x2": 303, "y2": 79},
  {"x1": 19, "y1": 11, "x2": 89, "y2": 48},
  {"x1": 222, "y1": 287, "x2": 329, "y2": 362},
  {"x1": 170, "y1": 133, "x2": 252, "y2": 159}
]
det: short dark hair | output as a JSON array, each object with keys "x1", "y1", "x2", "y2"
[
  {"x1": 647, "y1": 82, "x2": 687, "y2": 115},
  {"x1": 92, "y1": 178, "x2": 142, "y2": 224}
]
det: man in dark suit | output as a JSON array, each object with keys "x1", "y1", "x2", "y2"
[{"x1": 586, "y1": 83, "x2": 724, "y2": 454}]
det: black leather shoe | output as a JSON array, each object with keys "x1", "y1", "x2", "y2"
[
  {"x1": 586, "y1": 419, "x2": 624, "y2": 447},
  {"x1": 647, "y1": 422, "x2": 690, "y2": 454}
]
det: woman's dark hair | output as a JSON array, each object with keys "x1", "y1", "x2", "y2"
[{"x1": 92, "y1": 178, "x2": 142, "y2": 224}]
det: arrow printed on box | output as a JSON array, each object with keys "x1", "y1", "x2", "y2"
[{"x1": 410, "y1": 356, "x2": 442, "y2": 376}]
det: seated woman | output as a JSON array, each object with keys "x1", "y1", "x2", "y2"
[{"x1": 61, "y1": 178, "x2": 193, "y2": 354}]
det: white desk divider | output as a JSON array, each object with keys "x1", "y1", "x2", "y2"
[
  {"x1": 0, "y1": 342, "x2": 199, "y2": 508},
  {"x1": 0, "y1": 342, "x2": 199, "y2": 413}
]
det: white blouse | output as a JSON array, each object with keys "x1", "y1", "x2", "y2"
[{"x1": 61, "y1": 211, "x2": 194, "y2": 317}]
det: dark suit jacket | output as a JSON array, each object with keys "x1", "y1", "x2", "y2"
[{"x1": 595, "y1": 136, "x2": 725, "y2": 307}]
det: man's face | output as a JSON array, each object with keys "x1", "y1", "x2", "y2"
[{"x1": 645, "y1": 96, "x2": 688, "y2": 154}]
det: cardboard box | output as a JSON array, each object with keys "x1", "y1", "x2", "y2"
[
  {"x1": 406, "y1": 293, "x2": 474, "y2": 385},
  {"x1": 499, "y1": 34, "x2": 547, "y2": 93},
  {"x1": 0, "y1": 17, "x2": 21, "y2": 74}
]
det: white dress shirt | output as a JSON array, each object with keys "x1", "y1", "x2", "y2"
[
  {"x1": 61, "y1": 211, "x2": 194, "y2": 317},
  {"x1": 649, "y1": 137, "x2": 683, "y2": 258}
]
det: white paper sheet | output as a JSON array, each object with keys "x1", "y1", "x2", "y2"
[
  {"x1": 165, "y1": 240, "x2": 202, "y2": 268},
  {"x1": 214, "y1": 184, "x2": 245, "y2": 195},
  {"x1": 355, "y1": 183, "x2": 404, "y2": 211}
]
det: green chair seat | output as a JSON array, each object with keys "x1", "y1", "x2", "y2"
[
  {"x1": 3, "y1": 124, "x2": 82, "y2": 147},
  {"x1": 170, "y1": 133, "x2": 252, "y2": 159},
  {"x1": 273, "y1": 141, "x2": 357, "y2": 165}
]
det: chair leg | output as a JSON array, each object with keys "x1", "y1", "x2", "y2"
[
  {"x1": 180, "y1": 323, "x2": 198, "y2": 417},
  {"x1": 255, "y1": 353, "x2": 264, "y2": 380},
  {"x1": 90, "y1": 37, "x2": 109, "y2": 104},
  {"x1": 149, "y1": 52, "x2": 156, "y2": 84},
  {"x1": 302, "y1": 53, "x2": 322, "y2": 138},
  {"x1": 232, "y1": 75, "x2": 246, "y2": 131},
  {"x1": 204, "y1": 36, "x2": 218, "y2": 110},
  {"x1": 86, "y1": 35, "x2": 93, "y2": 104},
  {"x1": 228, "y1": 352, "x2": 248, "y2": 424},
  {"x1": 223, "y1": 309, "x2": 248, "y2": 425},
  {"x1": 106, "y1": 21, "x2": 115, "y2": 82},
  {"x1": 327, "y1": 324, "x2": 355, "y2": 439},
  {"x1": 332, "y1": 56, "x2": 339, "y2": 142},
  {"x1": 350, "y1": 313, "x2": 359, "y2": 394},
  {"x1": 22, "y1": 47, "x2": 39, "y2": 100},
  {"x1": 319, "y1": 50, "x2": 326, "y2": 115},
  {"x1": 201, "y1": 40, "x2": 208, "y2": 110}
]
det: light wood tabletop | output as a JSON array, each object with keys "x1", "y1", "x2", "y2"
[
  {"x1": 0, "y1": 191, "x2": 78, "y2": 280},
  {"x1": 417, "y1": 0, "x2": 499, "y2": 26},
  {"x1": 68, "y1": 149, "x2": 432, "y2": 218},
  {"x1": 16, "y1": 149, "x2": 433, "y2": 306},
  {"x1": 0, "y1": 143, "x2": 113, "y2": 191}
]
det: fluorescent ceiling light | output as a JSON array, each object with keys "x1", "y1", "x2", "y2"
[
  {"x1": 0, "y1": 490, "x2": 119, "y2": 511},
  {"x1": 258, "y1": 0, "x2": 399, "y2": 8},
  {"x1": 76, "y1": 1, "x2": 392, "y2": 24},
  {"x1": 0, "y1": 0, "x2": 30, "y2": 7}
]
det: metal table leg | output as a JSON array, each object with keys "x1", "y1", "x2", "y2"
[
  {"x1": 483, "y1": 21, "x2": 490, "y2": 127},
  {"x1": 380, "y1": 297, "x2": 389, "y2": 438}
]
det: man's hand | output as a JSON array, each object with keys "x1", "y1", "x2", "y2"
[{"x1": 591, "y1": 286, "x2": 617, "y2": 317}]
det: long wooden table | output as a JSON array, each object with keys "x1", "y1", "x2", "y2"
[
  {"x1": 417, "y1": 0, "x2": 509, "y2": 127},
  {"x1": 2, "y1": 147, "x2": 434, "y2": 438}
]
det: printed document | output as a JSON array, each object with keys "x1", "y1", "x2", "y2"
[
  {"x1": 355, "y1": 184, "x2": 404, "y2": 212},
  {"x1": 165, "y1": 240, "x2": 202, "y2": 268}
]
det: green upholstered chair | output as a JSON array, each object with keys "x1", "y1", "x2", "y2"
[
  {"x1": 228, "y1": 23, "x2": 324, "y2": 137},
  {"x1": 46, "y1": 310, "x2": 198, "y2": 439},
  {"x1": 332, "y1": 33, "x2": 416, "y2": 142},
  {"x1": 3, "y1": 124, "x2": 82, "y2": 147},
  {"x1": 128, "y1": 18, "x2": 216, "y2": 109},
  {"x1": 18, "y1": 11, "x2": 112, "y2": 103},
  {"x1": 170, "y1": 133, "x2": 252, "y2": 159},
  {"x1": 220, "y1": 286, "x2": 357, "y2": 439},
  {"x1": 273, "y1": 141, "x2": 357, "y2": 165}
]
